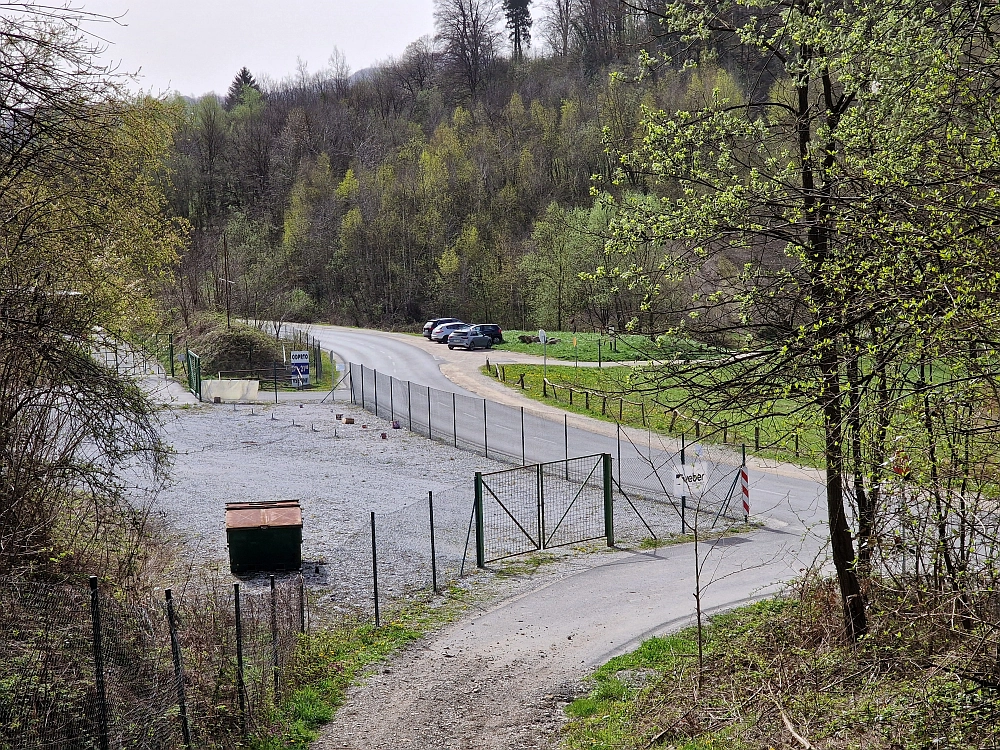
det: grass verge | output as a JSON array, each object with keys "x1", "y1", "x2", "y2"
[
  {"x1": 485, "y1": 363, "x2": 825, "y2": 469},
  {"x1": 249, "y1": 586, "x2": 471, "y2": 749},
  {"x1": 492, "y1": 330, "x2": 717, "y2": 363},
  {"x1": 563, "y1": 579, "x2": 1000, "y2": 749}
]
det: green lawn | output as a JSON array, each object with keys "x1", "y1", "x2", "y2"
[
  {"x1": 493, "y1": 330, "x2": 719, "y2": 363},
  {"x1": 485, "y1": 363, "x2": 825, "y2": 468}
]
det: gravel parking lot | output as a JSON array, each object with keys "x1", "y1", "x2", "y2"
[{"x1": 155, "y1": 399, "x2": 517, "y2": 611}]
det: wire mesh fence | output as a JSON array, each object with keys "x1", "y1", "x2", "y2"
[
  {"x1": 318, "y1": 485, "x2": 480, "y2": 612},
  {"x1": 347, "y1": 362, "x2": 749, "y2": 547},
  {"x1": 0, "y1": 574, "x2": 306, "y2": 750},
  {"x1": 95, "y1": 331, "x2": 167, "y2": 379}
]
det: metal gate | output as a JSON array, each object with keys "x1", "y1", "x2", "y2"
[
  {"x1": 185, "y1": 349, "x2": 202, "y2": 401},
  {"x1": 474, "y1": 454, "x2": 613, "y2": 567}
]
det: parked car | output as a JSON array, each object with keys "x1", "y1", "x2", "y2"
[
  {"x1": 473, "y1": 323, "x2": 504, "y2": 344},
  {"x1": 422, "y1": 317, "x2": 461, "y2": 338},
  {"x1": 430, "y1": 321, "x2": 467, "y2": 342},
  {"x1": 447, "y1": 325, "x2": 494, "y2": 350}
]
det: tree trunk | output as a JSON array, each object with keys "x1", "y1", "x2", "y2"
[{"x1": 822, "y1": 350, "x2": 868, "y2": 640}]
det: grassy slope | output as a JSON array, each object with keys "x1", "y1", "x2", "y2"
[
  {"x1": 563, "y1": 583, "x2": 999, "y2": 749},
  {"x1": 485, "y1": 363, "x2": 825, "y2": 469},
  {"x1": 252, "y1": 588, "x2": 472, "y2": 749},
  {"x1": 492, "y1": 330, "x2": 717, "y2": 363}
]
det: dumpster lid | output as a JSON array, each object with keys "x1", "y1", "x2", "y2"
[{"x1": 226, "y1": 500, "x2": 302, "y2": 530}]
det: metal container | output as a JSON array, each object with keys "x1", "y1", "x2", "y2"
[{"x1": 226, "y1": 500, "x2": 302, "y2": 574}]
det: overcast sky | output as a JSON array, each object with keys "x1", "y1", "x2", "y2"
[{"x1": 79, "y1": 0, "x2": 437, "y2": 98}]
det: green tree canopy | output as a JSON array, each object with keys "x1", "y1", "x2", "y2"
[{"x1": 606, "y1": 0, "x2": 1000, "y2": 638}]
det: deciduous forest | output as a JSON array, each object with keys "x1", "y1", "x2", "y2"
[{"x1": 165, "y1": 0, "x2": 744, "y2": 332}]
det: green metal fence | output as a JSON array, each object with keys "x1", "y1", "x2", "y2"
[
  {"x1": 475, "y1": 454, "x2": 614, "y2": 567},
  {"x1": 185, "y1": 350, "x2": 202, "y2": 401}
]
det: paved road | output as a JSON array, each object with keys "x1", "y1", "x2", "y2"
[
  {"x1": 316, "y1": 522, "x2": 822, "y2": 749},
  {"x1": 298, "y1": 324, "x2": 827, "y2": 535},
  {"x1": 298, "y1": 324, "x2": 831, "y2": 748}
]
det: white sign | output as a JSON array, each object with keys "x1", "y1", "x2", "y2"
[
  {"x1": 290, "y1": 350, "x2": 310, "y2": 386},
  {"x1": 538, "y1": 329, "x2": 547, "y2": 344},
  {"x1": 674, "y1": 462, "x2": 705, "y2": 496}
]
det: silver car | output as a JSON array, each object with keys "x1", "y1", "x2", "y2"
[
  {"x1": 430, "y1": 321, "x2": 467, "y2": 343},
  {"x1": 447, "y1": 326, "x2": 494, "y2": 350}
]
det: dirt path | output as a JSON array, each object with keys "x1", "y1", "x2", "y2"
[{"x1": 317, "y1": 627, "x2": 574, "y2": 750}]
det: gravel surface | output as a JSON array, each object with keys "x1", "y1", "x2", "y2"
[
  {"x1": 156, "y1": 400, "x2": 519, "y2": 608},
  {"x1": 154, "y1": 398, "x2": 622, "y2": 749}
]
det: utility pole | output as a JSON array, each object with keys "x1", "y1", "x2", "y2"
[{"x1": 223, "y1": 234, "x2": 232, "y2": 328}]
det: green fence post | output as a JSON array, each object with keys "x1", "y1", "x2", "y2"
[
  {"x1": 537, "y1": 462, "x2": 546, "y2": 549},
  {"x1": 88, "y1": 576, "x2": 110, "y2": 750},
  {"x1": 603, "y1": 453, "x2": 614, "y2": 547},
  {"x1": 475, "y1": 472, "x2": 485, "y2": 568},
  {"x1": 168, "y1": 334, "x2": 175, "y2": 378}
]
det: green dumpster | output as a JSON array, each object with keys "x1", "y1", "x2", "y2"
[{"x1": 226, "y1": 500, "x2": 302, "y2": 574}]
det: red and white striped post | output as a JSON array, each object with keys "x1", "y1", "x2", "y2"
[{"x1": 740, "y1": 467, "x2": 750, "y2": 521}]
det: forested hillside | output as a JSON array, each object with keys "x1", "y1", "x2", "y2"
[{"x1": 163, "y1": 0, "x2": 756, "y2": 333}]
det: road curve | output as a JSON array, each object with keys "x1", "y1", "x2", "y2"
[
  {"x1": 299, "y1": 323, "x2": 830, "y2": 748},
  {"x1": 297, "y1": 323, "x2": 826, "y2": 533}
]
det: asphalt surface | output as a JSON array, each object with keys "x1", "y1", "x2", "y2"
[
  {"x1": 298, "y1": 324, "x2": 827, "y2": 533},
  {"x1": 296, "y1": 323, "x2": 830, "y2": 748}
]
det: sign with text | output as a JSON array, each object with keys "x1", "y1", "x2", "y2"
[
  {"x1": 674, "y1": 462, "x2": 705, "y2": 496},
  {"x1": 290, "y1": 350, "x2": 310, "y2": 386}
]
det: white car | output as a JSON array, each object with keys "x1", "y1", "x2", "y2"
[{"x1": 430, "y1": 321, "x2": 466, "y2": 342}]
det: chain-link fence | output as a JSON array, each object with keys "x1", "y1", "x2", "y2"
[
  {"x1": 347, "y1": 362, "x2": 748, "y2": 540},
  {"x1": 0, "y1": 574, "x2": 305, "y2": 750},
  {"x1": 95, "y1": 331, "x2": 168, "y2": 379}
]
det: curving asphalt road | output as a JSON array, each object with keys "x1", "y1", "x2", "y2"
[
  {"x1": 297, "y1": 324, "x2": 827, "y2": 534},
  {"x1": 298, "y1": 323, "x2": 831, "y2": 748}
]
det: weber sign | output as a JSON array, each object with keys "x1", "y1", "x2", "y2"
[
  {"x1": 290, "y1": 350, "x2": 310, "y2": 386},
  {"x1": 675, "y1": 463, "x2": 706, "y2": 496}
]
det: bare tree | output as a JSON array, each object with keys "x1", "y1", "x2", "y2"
[
  {"x1": 539, "y1": 0, "x2": 573, "y2": 55},
  {"x1": 393, "y1": 36, "x2": 439, "y2": 101},
  {"x1": 434, "y1": 0, "x2": 502, "y2": 94}
]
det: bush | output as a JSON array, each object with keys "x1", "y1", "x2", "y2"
[{"x1": 186, "y1": 320, "x2": 284, "y2": 375}]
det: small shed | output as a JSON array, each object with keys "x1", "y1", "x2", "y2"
[{"x1": 225, "y1": 500, "x2": 302, "y2": 574}]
